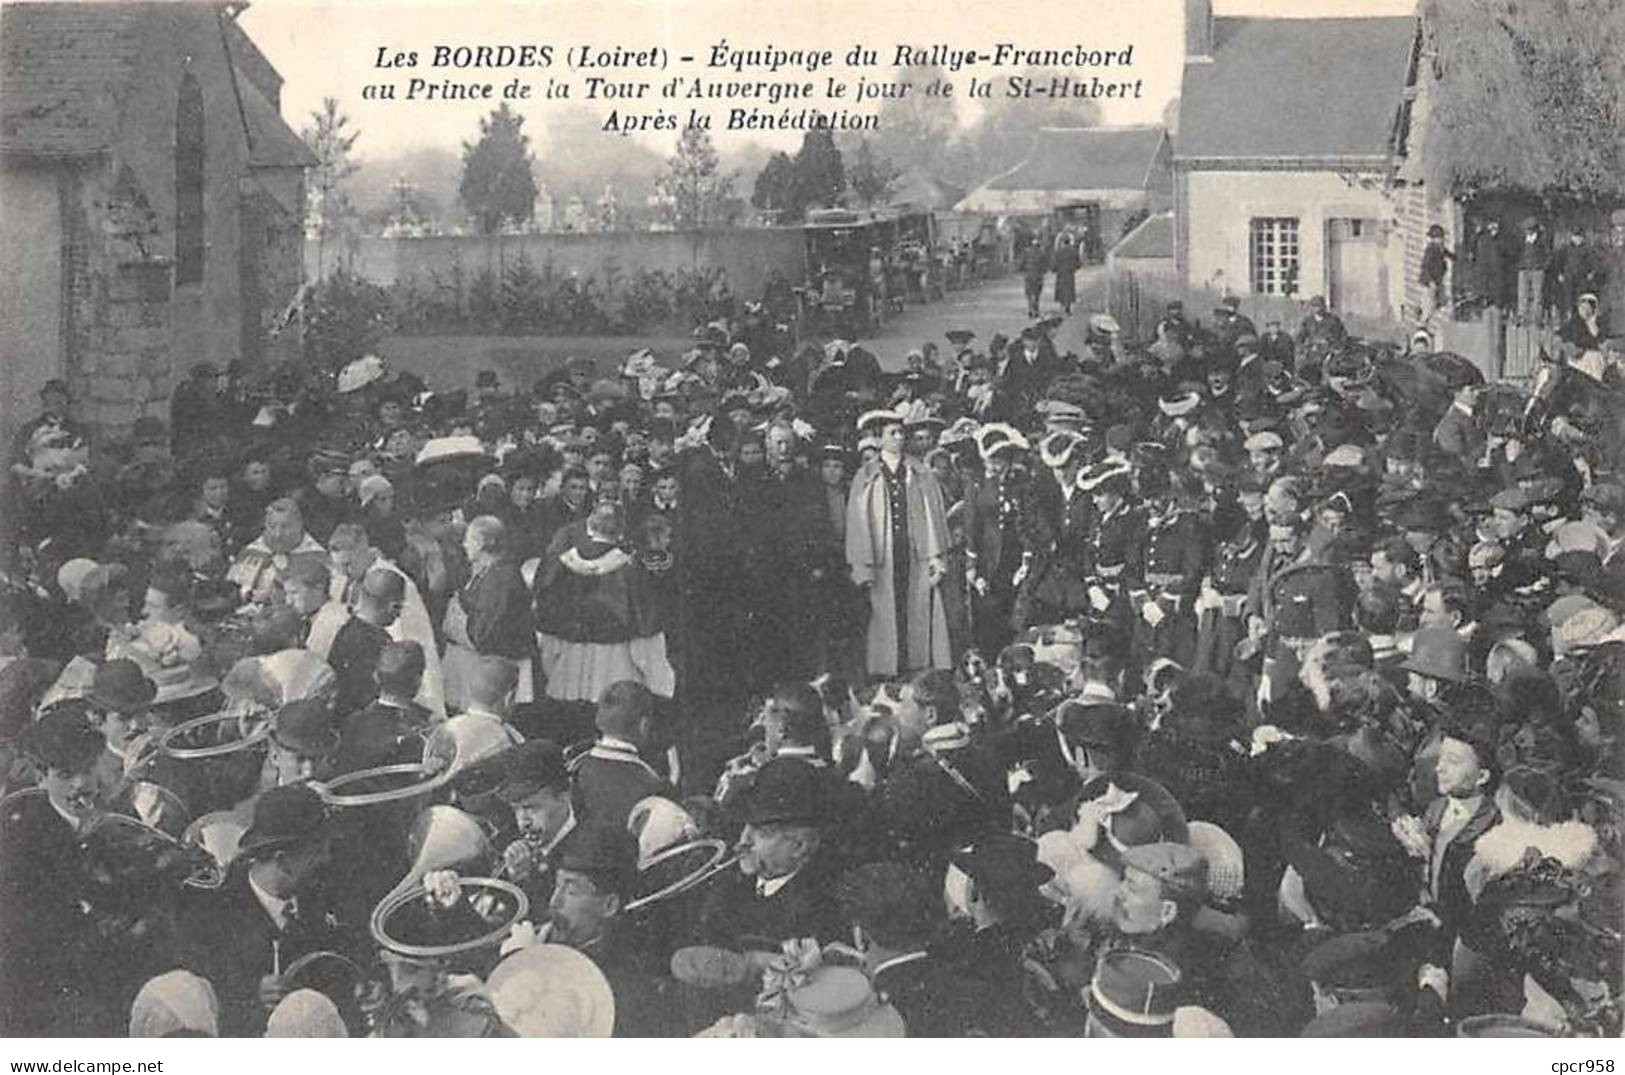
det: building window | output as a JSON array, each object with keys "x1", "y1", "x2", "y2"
[
  {"x1": 1249, "y1": 216, "x2": 1299, "y2": 295},
  {"x1": 175, "y1": 73, "x2": 205, "y2": 286}
]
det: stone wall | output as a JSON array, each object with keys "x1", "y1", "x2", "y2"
[
  {"x1": 0, "y1": 164, "x2": 64, "y2": 454},
  {"x1": 308, "y1": 228, "x2": 809, "y2": 304}
]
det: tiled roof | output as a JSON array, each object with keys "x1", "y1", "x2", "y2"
[
  {"x1": 1177, "y1": 16, "x2": 1417, "y2": 161},
  {"x1": 2, "y1": 2, "x2": 310, "y2": 168},
  {"x1": 1, "y1": 2, "x2": 145, "y2": 156},
  {"x1": 985, "y1": 126, "x2": 1167, "y2": 193},
  {"x1": 1111, "y1": 211, "x2": 1173, "y2": 259}
]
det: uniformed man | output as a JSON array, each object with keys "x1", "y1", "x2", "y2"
[
  {"x1": 1247, "y1": 517, "x2": 1355, "y2": 712},
  {"x1": 1194, "y1": 480, "x2": 1268, "y2": 682},
  {"x1": 1130, "y1": 466, "x2": 1207, "y2": 670},
  {"x1": 1078, "y1": 460, "x2": 1142, "y2": 626}
]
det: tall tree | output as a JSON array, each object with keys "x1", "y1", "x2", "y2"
[
  {"x1": 751, "y1": 150, "x2": 798, "y2": 221},
  {"x1": 654, "y1": 126, "x2": 737, "y2": 229},
  {"x1": 845, "y1": 137, "x2": 899, "y2": 208},
  {"x1": 300, "y1": 97, "x2": 360, "y2": 276},
  {"x1": 792, "y1": 129, "x2": 845, "y2": 217},
  {"x1": 459, "y1": 103, "x2": 539, "y2": 234}
]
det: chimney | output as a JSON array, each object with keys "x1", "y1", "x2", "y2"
[{"x1": 1185, "y1": 0, "x2": 1214, "y2": 61}]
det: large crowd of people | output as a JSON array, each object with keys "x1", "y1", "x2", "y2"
[{"x1": 1, "y1": 273, "x2": 1621, "y2": 1039}]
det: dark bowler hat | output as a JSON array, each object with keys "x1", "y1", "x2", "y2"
[
  {"x1": 89, "y1": 658, "x2": 158, "y2": 712},
  {"x1": 271, "y1": 698, "x2": 340, "y2": 757},
  {"x1": 1402, "y1": 627, "x2": 1469, "y2": 683},
  {"x1": 739, "y1": 757, "x2": 827, "y2": 826},
  {"x1": 21, "y1": 708, "x2": 105, "y2": 773},
  {"x1": 238, "y1": 783, "x2": 328, "y2": 860},
  {"x1": 555, "y1": 820, "x2": 639, "y2": 896},
  {"x1": 41, "y1": 378, "x2": 71, "y2": 398},
  {"x1": 945, "y1": 329, "x2": 976, "y2": 346},
  {"x1": 494, "y1": 739, "x2": 570, "y2": 804},
  {"x1": 949, "y1": 833, "x2": 1053, "y2": 904}
]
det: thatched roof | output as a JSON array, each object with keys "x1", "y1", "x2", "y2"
[{"x1": 1420, "y1": 0, "x2": 1625, "y2": 202}]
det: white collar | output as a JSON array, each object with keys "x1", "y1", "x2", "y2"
[
  {"x1": 757, "y1": 868, "x2": 799, "y2": 898},
  {"x1": 540, "y1": 807, "x2": 577, "y2": 857},
  {"x1": 248, "y1": 872, "x2": 293, "y2": 930},
  {"x1": 462, "y1": 706, "x2": 505, "y2": 723}
]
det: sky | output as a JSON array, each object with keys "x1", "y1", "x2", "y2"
[{"x1": 241, "y1": 0, "x2": 1418, "y2": 162}]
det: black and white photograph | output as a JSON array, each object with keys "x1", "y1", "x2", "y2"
[{"x1": 1, "y1": 0, "x2": 1622, "y2": 1047}]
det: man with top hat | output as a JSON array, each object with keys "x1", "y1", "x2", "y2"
[
  {"x1": 1, "y1": 710, "x2": 106, "y2": 1035},
  {"x1": 698, "y1": 758, "x2": 844, "y2": 951},
  {"x1": 262, "y1": 698, "x2": 341, "y2": 792},
  {"x1": 846, "y1": 406, "x2": 953, "y2": 678},
  {"x1": 181, "y1": 782, "x2": 364, "y2": 1035},
  {"x1": 529, "y1": 820, "x2": 672, "y2": 1036}
]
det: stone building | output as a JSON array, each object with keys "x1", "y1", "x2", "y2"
[
  {"x1": 0, "y1": 1, "x2": 313, "y2": 449},
  {"x1": 1172, "y1": 0, "x2": 1421, "y2": 322}
]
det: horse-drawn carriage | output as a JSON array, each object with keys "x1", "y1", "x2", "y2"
[{"x1": 796, "y1": 207, "x2": 938, "y2": 339}]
